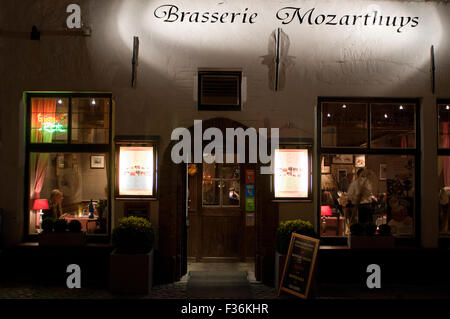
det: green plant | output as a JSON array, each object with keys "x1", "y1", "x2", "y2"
[
  {"x1": 349, "y1": 223, "x2": 365, "y2": 236},
  {"x1": 378, "y1": 224, "x2": 391, "y2": 236},
  {"x1": 112, "y1": 216, "x2": 155, "y2": 254},
  {"x1": 276, "y1": 219, "x2": 315, "y2": 254},
  {"x1": 68, "y1": 219, "x2": 82, "y2": 232},
  {"x1": 53, "y1": 218, "x2": 67, "y2": 232},
  {"x1": 41, "y1": 218, "x2": 54, "y2": 232}
]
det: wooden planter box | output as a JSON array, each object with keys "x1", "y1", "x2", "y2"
[
  {"x1": 109, "y1": 249, "x2": 154, "y2": 294},
  {"x1": 348, "y1": 235, "x2": 395, "y2": 249},
  {"x1": 274, "y1": 252, "x2": 286, "y2": 291},
  {"x1": 38, "y1": 231, "x2": 86, "y2": 247}
]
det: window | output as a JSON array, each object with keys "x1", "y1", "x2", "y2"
[
  {"x1": 202, "y1": 154, "x2": 240, "y2": 207},
  {"x1": 273, "y1": 146, "x2": 312, "y2": 200},
  {"x1": 198, "y1": 70, "x2": 242, "y2": 111},
  {"x1": 438, "y1": 100, "x2": 450, "y2": 236},
  {"x1": 26, "y1": 93, "x2": 112, "y2": 237},
  {"x1": 319, "y1": 98, "x2": 419, "y2": 242}
]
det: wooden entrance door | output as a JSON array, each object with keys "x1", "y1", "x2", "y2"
[{"x1": 187, "y1": 158, "x2": 255, "y2": 262}]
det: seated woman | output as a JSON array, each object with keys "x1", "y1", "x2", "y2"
[{"x1": 42, "y1": 189, "x2": 64, "y2": 220}]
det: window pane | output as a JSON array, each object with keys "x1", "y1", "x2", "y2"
[
  {"x1": 71, "y1": 98, "x2": 109, "y2": 144},
  {"x1": 438, "y1": 156, "x2": 450, "y2": 235},
  {"x1": 29, "y1": 152, "x2": 109, "y2": 235},
  {"x1": 222, "y1": 165, "x2": 240, "y2": 179},
  {"x1": 222, "y1": 180, "x2": 240, "y2": 206},
  {"x1": 322, "y1": 102, "x2": 368, "y2": 147},
  {"x1": 438, "y1": 103, "x2": 450, "y2": 149},
  {"x1": 202, "y1": 161, "x2": 220, "y2": 179},
  {"x1": 320, "y1": 154, "x2": 415, "y2": 238},
  {"x1": 371, "y1": 103, "x2": 415, "y2": 148},
  {"x1": 202, "y1": 180, "x2": 220, "y2": 206},
  {"x1": 30, "y1": 98, "x2": 68, "y2": 143}
]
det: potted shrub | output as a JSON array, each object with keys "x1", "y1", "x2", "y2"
[
  {"x1": 348, "y1": 222, "x2": 395, "y2": 249},
  {"x1": 39, "y1": 218, "x2": 86, "y2": 246},
  {"x1": 109, "y1": 216, "x2": 155, "y2": 294},
  {"x1": 274, "y1": 219, "x2": 315, "y2": 291}
]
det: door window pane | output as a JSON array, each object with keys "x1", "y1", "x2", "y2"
[
  {"x1": 438, "y1": 103, "x2": 450, "y2": 149},
  {"x1": 321, "y1": 102, "x2": 368, "y2": 147},
  {"x1": 30, "y1": 98, "x2": 68, "y2": 143},
  {"x1": 371, "y1": 103, "x2": 415, "y2": 148},
  {"x1": 202, "y1": 180, "x2": 220, "y2": 206},
  {"x1": 320, "y1": 154, "x2": 415, "y2": 237},
  {"x1": 222, "y1": 180, "x2": 240, "y2": 206},
  {"x1": 71, "y1": 98, "x2": 109, "y2": 144}
]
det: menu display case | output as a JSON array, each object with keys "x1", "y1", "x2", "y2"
[{"x1": 115, "y1": 136, "x2": 159, "y2": 199}]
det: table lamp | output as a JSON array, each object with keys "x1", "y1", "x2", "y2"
[
  {"x1": 33, "y1": 199, "x2": 49, "y2": 230},
  {"x1": 321, "y1": 205, "x2": 332, "y2": 216}
]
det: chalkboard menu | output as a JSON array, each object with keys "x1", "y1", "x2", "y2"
[{"x1": 278, "y1": 233, "x2": 319, "y2": 299}]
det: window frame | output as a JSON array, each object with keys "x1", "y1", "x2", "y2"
[
  {"x1": 317, "y1": 97, "x2": 421, "y2": 247},
  {"x1": 24, "y1": 92, "x2": 113, "y2": 242},
  {"x1": 437, "y1": 99, "x2": 450, "y2": 239},
  {"x1": 197, "y1": 70, "x2": 242, "y2": 111}
]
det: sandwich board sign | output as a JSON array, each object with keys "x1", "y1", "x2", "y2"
[{"x1": 278, "y1": 233, "x2": 319, "y2": 299}]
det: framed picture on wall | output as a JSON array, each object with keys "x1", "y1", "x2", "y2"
[
  {"x1": 355, "y1": 155, "x2": 366, "y2": 168},
  {"x1": 332, "y1": 154, "x2": 353, "y2": 164},
  {"x1": 90, "y1": 155, "x2": 105, "y2": 169}
]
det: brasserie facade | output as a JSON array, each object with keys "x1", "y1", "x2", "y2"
[{"x1": 0, "y1": 0, "x2": 449, "y2": 286}]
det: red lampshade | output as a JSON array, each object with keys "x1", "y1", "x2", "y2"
[
  {"x1": 321, "y1": 205, "x2": 332, "y2": 216},
  {"x1": 33, "y1": 199, "x2": 49, "y2": 210}
]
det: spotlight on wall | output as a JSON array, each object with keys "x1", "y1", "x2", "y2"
[
  {"x1": 58, "y1": 99, "x2": 63, "y2": 105},
  {"x1": 30, "y1": 25, "x2": 40, "y2": 40},
  {"x1": 91, "y1": 99, "x2": 96, "y2": 105}
]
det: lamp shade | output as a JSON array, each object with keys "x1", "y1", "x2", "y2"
[
  {"x1": 321, "y1": 205, "x2": 332, "y2": 216},
  {"x1": 33, "y1": 199, "x2": 49, "y2": 210}
]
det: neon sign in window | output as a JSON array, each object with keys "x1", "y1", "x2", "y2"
[{"x1": 37, "y1": 113, "x2": 68, "y2": 133}]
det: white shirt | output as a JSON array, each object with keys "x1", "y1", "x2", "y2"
[{"x1": 347, "y1": 176, "x2": 373, "y2": 205}]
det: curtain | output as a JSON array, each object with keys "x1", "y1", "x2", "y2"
[
  {"x1": 443, "y1": 122, "x2": 450, "y2": 187},
  {"x1": 30, "y1": 98, "x2": 56, "y2": 226}
]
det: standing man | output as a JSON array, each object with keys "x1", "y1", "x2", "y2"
[{"x1": 347, "y1": 168, "x2": 375, "y2": 224}]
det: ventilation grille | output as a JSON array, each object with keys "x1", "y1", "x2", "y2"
[{"x1": 198, "y1": 71, "x2": 241, "y2": 110}]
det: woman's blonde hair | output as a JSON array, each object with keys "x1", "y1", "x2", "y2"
[{"x1": 49, "y1": 189, "x2": 63, "y2": 217}]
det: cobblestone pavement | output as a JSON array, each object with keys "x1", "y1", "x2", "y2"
[
  {"x1": 0, "y1": 281, "x2": 279, "y2": 299},
  {"x1": 0, "y1": 281, "x2": 448, "y2": 300}
]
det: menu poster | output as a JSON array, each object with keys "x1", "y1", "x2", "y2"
[
  {"x1": 278, "y1": 233, "x2": 319, "y2": 299},
  {"x1": 119, "y1": 146, "x2": 154, "y2": 196},
  {"x1": 274, "y1": 149, "x2": 309, "y2": 198}
]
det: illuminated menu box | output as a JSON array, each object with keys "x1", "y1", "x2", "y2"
[
  {"x1": 119, "y1": 146, "x2": 154, "y2": 196},
  {"x1": 274, "y1": 149, "x2": 309, "y2": 198}
]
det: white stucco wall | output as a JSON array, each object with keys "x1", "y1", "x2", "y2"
[{"x1": 0, "y1": 0, "x2": 448, "y2": 247}]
